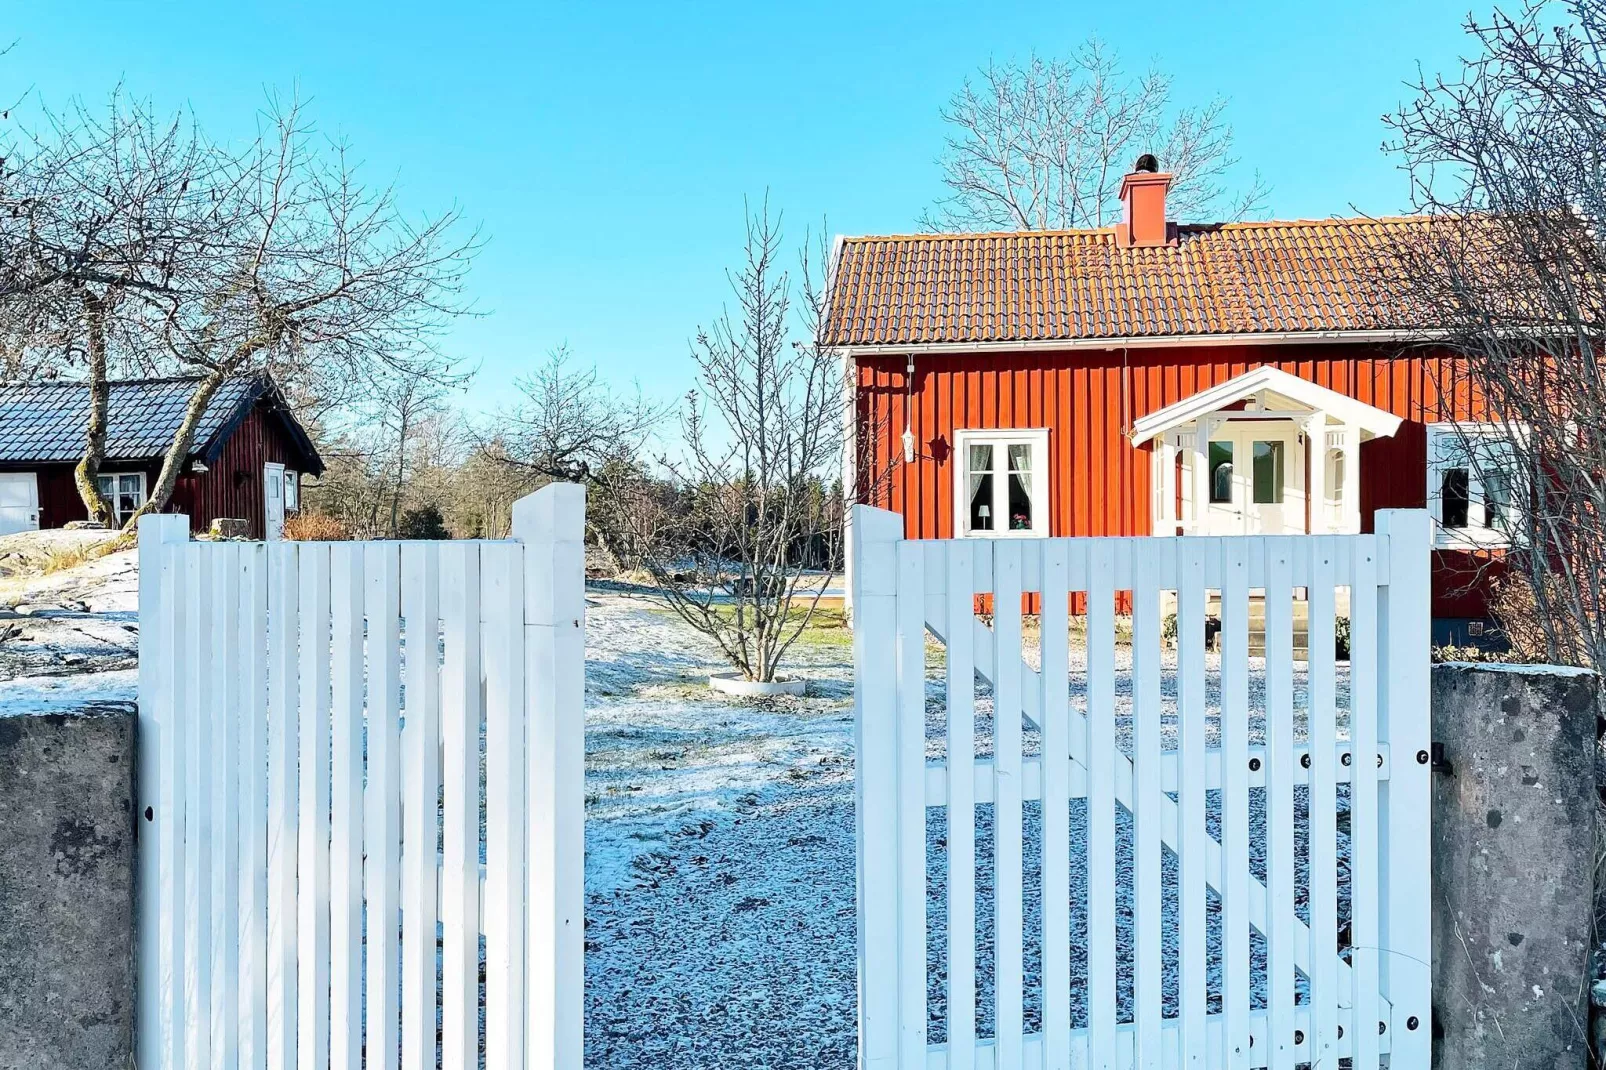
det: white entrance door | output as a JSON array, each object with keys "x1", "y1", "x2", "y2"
[
  {"x1": 0, "y1": 472, "x2": 41, "y2": 535},
  {"x1": 1202, "y1": 422, "x2": 1305, "y2": 535},
  {"x1": 264, "y1": 462, "x2": 285, "y2": 540}
]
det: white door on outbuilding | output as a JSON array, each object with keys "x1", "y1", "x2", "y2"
[
  {"x1": 264, "y1": 461, "x2": 285, "y2": 540},
  {"x1": 0, "y1": 472, "x2": 40, "y2": 535}
]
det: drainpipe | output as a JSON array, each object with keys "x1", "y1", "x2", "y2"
[{"x1": 901, "y1": 354, "x2": 917, "y2": 464}]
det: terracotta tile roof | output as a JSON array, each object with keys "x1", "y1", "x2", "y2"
[{"x1": 820, "y1": 217, "x2": 1440, "y2": 347}]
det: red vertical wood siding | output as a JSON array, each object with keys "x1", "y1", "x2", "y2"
[{"x1": 855, "y1": 343, "x2": 1488, "y2": 616}]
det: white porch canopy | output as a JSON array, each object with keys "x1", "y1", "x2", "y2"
[{"x1": 1131, "y1": 366, "x2": 1403, "y2": 535}]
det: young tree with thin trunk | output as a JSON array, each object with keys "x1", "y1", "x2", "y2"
[
  {"x1": 629, "y1": 200, "x2": 844, "y2": 684},
  {"x1": 1386, "y1": 0, "x2": 1606, "y2": 675},
  {"x1": 924, "y1": 37, "x2": 1267, "y2": 231}
]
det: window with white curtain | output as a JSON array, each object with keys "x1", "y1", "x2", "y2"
[
  {"x1": 953, "y1": 429, "x2": 1049, "y2": 537},
  {"x1": 95, "y1": 472, "x2": 146, "y2": 528},
  {"x1": 1426, "y1": 423, "x2": 1525, "y2": 549}
]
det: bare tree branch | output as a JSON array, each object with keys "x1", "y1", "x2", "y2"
[{"x1": 923, "y1": 38, "x2": 1268, "y2": 232}]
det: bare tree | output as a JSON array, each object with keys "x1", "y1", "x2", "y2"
[
  {"x1": 103, "y1": 96, "x2": 479, "y2": 529},
  {"x1": 492, "y1": 345, "x2": 663, "y2": 569},
  {"x1": 0, "y1": 92, "x2": 216, "y2": 524},
  {"x1": 924, "y1": 37, "x2": 1267, "y2": 231},
  {"x1": 629, "y1": 200, "x2": 844, "y2": 684},
  {"x1": 1386, "y1": 0, "x2": 1606, "y2": 674}
]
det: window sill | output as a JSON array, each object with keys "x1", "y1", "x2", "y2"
[
  {"x1": 1434, "y1": 527, "x2": 1517, "y2": 552},
  {"x1": 957, "y1": 528, "x2": 1050, "y2": 540}
]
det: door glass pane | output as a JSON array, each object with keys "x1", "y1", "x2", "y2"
[
  {"x1": 1208, "y1": 441, "x2": 1234, "y2": 503},
  {"x1": 1252, "y1": 441, "x2": 1285, "y2": 504},
  {"x1": 1441, "y1": 467, "x2": 1470, "y2": 528},
  {"x1": 968, "y1": 444, "x2": 994, "y2": 531}
]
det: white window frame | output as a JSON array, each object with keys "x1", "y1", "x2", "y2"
[
  {"x1": 952, "y1": 428, "x2": 1050, "y2": 538},
  {"x1": 284, "y1": 468, "x2": 300, "y2": 512},
  {"x1": 96, "y1": 471, "x2": 147, "y2": 528},
  {"x1": 1426, "y1": 422, "x2": 1527, "y2": 550}
]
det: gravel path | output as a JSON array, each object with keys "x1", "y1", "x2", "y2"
[{"x1": 582, "y1": 590, "x2": 1354, "y2": 1068}]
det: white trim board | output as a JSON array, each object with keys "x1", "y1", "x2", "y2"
[{"x1": 1130, "y1": 366, "x2": 1404, "y2": 446}]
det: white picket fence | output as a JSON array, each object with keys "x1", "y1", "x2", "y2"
[
  {"x1": 851, "y1": 508, "x2": 1432, "y2": 1070},
  {"x1": 134, "y1": 483, "x2": 587, "y2": 1070}
]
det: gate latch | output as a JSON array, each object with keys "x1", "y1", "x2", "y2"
[{"x1": 1429, "y1": 741, "x2": 1454, "y2": 777}]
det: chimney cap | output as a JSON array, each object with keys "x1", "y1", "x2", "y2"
[{"x1": 1133, "y1": 153, "x2": 1160, "y2": 174}]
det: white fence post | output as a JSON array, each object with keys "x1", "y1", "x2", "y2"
[
  {"x1": 1375, "y1": 509, "x2": 1433, "y2": 1063},
  {"x1": 513, "y1": 482, "x2": 588, "y2": 1070},
  {"x1": 136, "y1": 513, "x2": 191, "y2": 1070},
  {"x1": 852, "y1": 504, "x2": 902, "y2": 1070}
]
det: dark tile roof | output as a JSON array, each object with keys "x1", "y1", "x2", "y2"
[
  {"x1": 0, "y1": 375, "x2": 313, "y2": 467},
  {"x1": 821, "y1": 216, "x2": 1444, "y2": 347}
]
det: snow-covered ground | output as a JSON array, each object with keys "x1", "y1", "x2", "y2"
[{"x1": 0, "y1": 531, "x2": 138, "y2": 709}]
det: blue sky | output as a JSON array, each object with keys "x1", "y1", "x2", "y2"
[{"x1": 6, "y1": 0, "x2": 1478, "y2": 414}]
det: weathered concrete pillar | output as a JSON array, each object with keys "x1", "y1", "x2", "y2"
[
  {"x1": 1430, "y1": 662, "x2": 1599, "y2": 1070},
  {"x1": 0, "y1": 703, "x2": 137, "y2": 1070}
]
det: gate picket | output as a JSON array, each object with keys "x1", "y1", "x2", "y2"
[
  {"x1": 266, "y1": 544, "x2": 298, "y2": 1070},
  {"x1": 1176, "y1": 538, "x2": 1209, "y2": 1070},
  {"x1": 1219, "y1": 538, "x2": 1252, "y2": 1070},
  {"x1": 298, "y1": 544, "x2": 333, "y2": 1070},
  {"x1": 993, "y1": 541, "x2": 1025, "y2": 1070},
  {"x1": 1308, "y1": 540, "x2": 1340, "y2": 1069},
  {"x1": 1086, "y1": 540, "x2": 1118, "y2": 1070},
  {"x1": 1264, "y1": 540, "x2": 1295, "y2": 1070},
  {"x1": 401, "y1": 544, "x2": 442, "y2": 1070},
  {"x1": 851, "y1": 506, "x2": 1432, "y2": 1070},
  {"x1": 1350, "y1": 538, "x2": 1382, "y2": 1070},
  {"x1": 1131, "y1": 540, "x2": 1164, "y2": 1070},
  {"x1": 944, "y1": 542, "x2": 977, "y2": 1070},
  {"x1": 1039, "y1": 541, "x2": 1071, "y2": 1070},
  {"x1": 328, "y1": 545, "x2": 364, "y2": 1070},
  {"x1": 137, "y1": 485, "x2": 586, "y2": 1070}
]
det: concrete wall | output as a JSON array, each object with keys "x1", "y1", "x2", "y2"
[
  {"x1": 0, "y1": 704, "x2": 137, "y2": 1070},
  {"x1": 1431, "y1": 662, "x2": 1600, "y2": 1070}
]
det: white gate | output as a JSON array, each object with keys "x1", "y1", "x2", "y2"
[
  {"x1": 851, "y1": 507, "x2": 1432, "y2": 1070},
  {"x1": 134, "y1": 484, "x2": 586, "y2": 1070}
]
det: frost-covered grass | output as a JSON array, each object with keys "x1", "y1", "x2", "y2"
[{"x1": 582, "y1": 589, "x2": 1353, "y2": 1068}]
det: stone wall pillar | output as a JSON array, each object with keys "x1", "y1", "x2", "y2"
[
  {"x1": 0, "y1": 704, "x2": 137, "y2": 1070},
  {"x1": 1430, "y1": 662, "x2": 1599, "y2": 1070}
]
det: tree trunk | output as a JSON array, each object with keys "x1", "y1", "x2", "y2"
[
  {"x1": 123, "y1": 369, "x2": 228, "y2": 530},
  {"x1": 73, "y1": 290, "x2": 115, "y2": 528}
]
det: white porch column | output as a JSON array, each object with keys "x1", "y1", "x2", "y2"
[
  {"x1": 1189, "y1": 417, "x2": 1216, "y2": 535},
  {"x1": 1340, "y1": 425, "x2": 1362, "y2": 534},
  {"x1": 1157, "y1": 436, "x2": 1178, "y2": 535},
  {"x1": 1303, "y1": 412, "x2": 1328, "y2": 534}
]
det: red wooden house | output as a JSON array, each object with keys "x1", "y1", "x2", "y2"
[
  {"x1": 823, "y1": 160, "x2": 1504, "y2": 634},
  {"x1": 0, "y1": 374, "x2": 323, "y2": 540}
]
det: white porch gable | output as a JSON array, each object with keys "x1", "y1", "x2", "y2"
[
  {"x1": 1133, "y1": 366, "x2": 1403, "y2": 536},
  {"x1": 1130, "y1": 365, "x2": 1403, "y2": 446}
]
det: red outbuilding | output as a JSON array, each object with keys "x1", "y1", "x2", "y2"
[{"x1": 0, "y1": 374, "x2": 323, "y2": 540}]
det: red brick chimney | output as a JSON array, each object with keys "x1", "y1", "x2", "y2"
[{"x1": 1115, "y1": 154, "x2": 1175, "y2": 248}]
